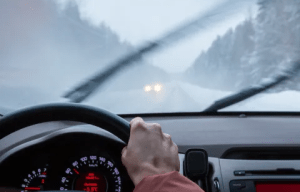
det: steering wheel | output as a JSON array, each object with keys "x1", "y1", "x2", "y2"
[
  {"x1": 0, "y1": 103, "x2": 131, "y2": 143},
  {"x1": 0, "y1": 103, "x2": 132, "y2": 192}
]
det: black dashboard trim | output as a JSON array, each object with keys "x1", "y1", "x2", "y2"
[
  {"x1": 221, "y1": 147, "x2": 300, "y2": 160},
  {"x1": 119, "y1": 111, "x2": 300, "y2": 118}
]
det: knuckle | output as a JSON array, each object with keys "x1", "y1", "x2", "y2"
[
  {"x1": 135, "y1": 121, "x2": 143, "y2": 128},
  {"x1": 164, "y1": 133, "x2": 172, "y2": 141},
  {"x1": 130, "y1": 117, "x2": 144, "y2": 125},
  {"x1": 153, "y1": 123, "x2": 161, "y2": 128},
  {"x1": 164, "y1": 133, "x2": 171, "y2": 138},
  {"x1": 130, "y1": 118, "x2": 146, "y2": 130},
  {"x1": 150, "y1": 123, "x2": 163, "y2": 135},
  {"x1": 173, "y1": 142, "x2": 178, "y2": 151},
  {"x1": 152, "y1": 123, "x2": 162, "y2": 131}
]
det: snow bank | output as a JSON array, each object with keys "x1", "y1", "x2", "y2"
[
  {"x1": 223, "y1": 90, "x2": 300, "y2": 111},
  {"x1": 1, "y1": 81, "x2": 300, "y2": 114}
]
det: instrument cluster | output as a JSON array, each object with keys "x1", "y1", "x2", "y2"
[{"x1": 0, "y1": 132, "x2": 134, "y2": 192}]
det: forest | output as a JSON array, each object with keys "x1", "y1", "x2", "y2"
[{"x1": 185, "y1": 0, "x2": 300, "y2": 92}]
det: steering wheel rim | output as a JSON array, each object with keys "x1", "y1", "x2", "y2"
[{"x1": 0, "y1": 103, "x2": 130, "y2": 143}]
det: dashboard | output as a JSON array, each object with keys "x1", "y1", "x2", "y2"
[
  {"x1": 0, "y1": 124, "x2": 134, "y2": 192},
  {"x1": 1, "y1": 112, "x2": 300, "y2": 192}
]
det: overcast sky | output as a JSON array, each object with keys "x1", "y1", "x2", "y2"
[{"x1": 56, "y1": 0, "x2": 259, "y2": 73}]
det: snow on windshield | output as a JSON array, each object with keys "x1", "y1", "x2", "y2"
[{"x1": 0, "y1": 0, "x2": 300, "y2": 113}]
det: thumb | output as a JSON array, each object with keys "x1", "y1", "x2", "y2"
[
  {"x1": 121, "y1": 146, "x2": 127, "y2": 158},
  {"x1": 121, "y1": 146, "x2": 128, "y2": 166}
]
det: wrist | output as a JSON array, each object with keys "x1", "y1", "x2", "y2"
[
  {"x1": 132, "y1": 166, "x2": 177, "y2": 186},
  {"x1": 132, "y1": 170, "x2": 157, "y2": 186}
]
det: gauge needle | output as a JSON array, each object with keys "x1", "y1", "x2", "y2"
[
  {"x1": 24, "y1": 187, "x2": 40, "y2": 190},
  {"x1": 73, "y1": 168, "x2": 80, "y2": 174}
]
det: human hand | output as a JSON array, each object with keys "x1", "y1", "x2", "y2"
[{"x1": 121, "y1": 117, "x2": 180, "y2": 186}]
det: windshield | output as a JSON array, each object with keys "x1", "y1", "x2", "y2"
[{"x1": 1, "y1": 0, "x2": 300, "y2": 114}]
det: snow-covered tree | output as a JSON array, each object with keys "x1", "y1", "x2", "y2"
[
  {"x1": 186, "y1": 18, "x2": 255, "y2": 91},
  {"x1": 246, "y1": 0, "x2": 300, "y2": 90},
  {"x1": 186, "y1": 0, "x2": 300, "y2": 92}
]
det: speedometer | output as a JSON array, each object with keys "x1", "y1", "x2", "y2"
[
  {"x1": 60, "y1": 155, "x2": 122, "y2": 192},
  {"x1": 21, "y1": 167, "x2": 47, "y2": 192}
]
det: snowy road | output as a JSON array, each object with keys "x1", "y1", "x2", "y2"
[
  {"x1": 1, "y1": 80, "x2": 300, "y2": 114},
  {"x1": 88, "y1": 81, "x2": 300, "y2": 113}
]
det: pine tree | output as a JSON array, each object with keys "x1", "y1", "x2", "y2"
[
  {"x1": 187, "y1": 0, "x2": 300, "y2": 92},
  {"x1": 247, "y1": 0, "x2": 300, "y2": 90}
]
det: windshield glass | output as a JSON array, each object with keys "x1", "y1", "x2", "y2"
[{"x1": 1, "y1": 0, "x2": 300, "y2": 114}]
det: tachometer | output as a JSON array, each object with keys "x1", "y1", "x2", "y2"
[
  {"x1": 60, "y1": 155, "x2": 122, "y2": 192},
  {"x1": 21, "y1": 167, "x2": 47, "y2": 192}
]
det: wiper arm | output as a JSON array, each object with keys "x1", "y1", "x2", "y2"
[
  {"x1": 203, "y1": 60, "x2": 300, "y2": 112},
  {"x1": 63, "y1": 0, "x2": 244, "y2": 103},
  {"x1": 63, "y1": 42, "x2": 159, "y2": 102}
]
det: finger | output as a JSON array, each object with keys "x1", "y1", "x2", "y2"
[
  {"x1": 172, "y1": 142, "x2": 178, "y2": 153},
  {"x1": 121, "y1": 146, "x2": 128, "y2": 165},
  {"x1": 130, "y1": 117, "x2": 146, "y2": 132},
  {"x1": 130, "y1": 117, "x2": 143, "y2": 124},
  {"x1": 164, "y1": 133, "x2": 173, "y2": 143},
  {"x1": 121, "y1": 146, "x2": 127, "y2": 155},
  {"x1": 164, "y1": 133, "x2": 171, "y2": 139},
  {"x1": 148, "y1": 123, "x2": 163, "y2": 136}
]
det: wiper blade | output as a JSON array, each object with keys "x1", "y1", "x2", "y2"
[
  {"x1": 203, "y1": 60, "x2": 300, "y2": 112},
  {"x1": 63, "y1": 42, "x2": 158, "y2": 102},
  {"x1": 63, "y1": 0, "x2": 244, "y2": 103}
]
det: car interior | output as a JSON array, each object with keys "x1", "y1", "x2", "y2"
[
  {"x1": 2, "y1": 0, "x2": 300, "y2": 192},
  {"x1": 1, "y1": 104, "x2": 300, "y2": 192}
]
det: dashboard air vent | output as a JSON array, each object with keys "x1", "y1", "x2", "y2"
[{"x1": 222, "y1": 147, "x2": 300, "y2": 160}]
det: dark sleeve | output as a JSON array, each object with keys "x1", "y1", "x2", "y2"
[{"x1": 133, "y1": 171, "x2": 205, "y2": 192}]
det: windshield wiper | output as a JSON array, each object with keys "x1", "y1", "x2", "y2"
[
  {"x1": 203, "y1": 60, "x2": 300, "y2": 112},
  {"x1": 63, "y1": 42, "x2": 159, "y2": 102},
  {"x1": 63, "y1": 0, "x2": 244, "y2": 103}
]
